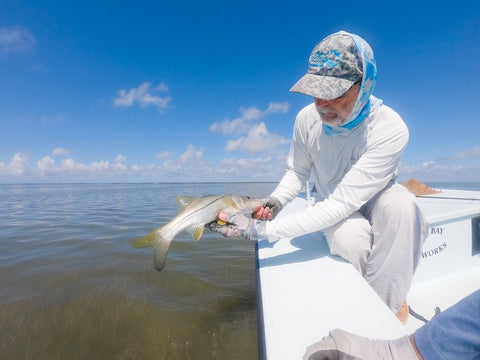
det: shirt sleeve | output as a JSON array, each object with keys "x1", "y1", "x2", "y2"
[
  {"x1": 269, "y1": 107, "x2": 315, "y2": 206},
  {"x1": 266, "y1": 109, "x2": 409, "y2": 241},
  {"x1": 414, "y1": 289, "x2": 480, "y2": 360}
]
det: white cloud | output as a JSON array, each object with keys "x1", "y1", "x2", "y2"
[
  {"x1": 155, "y1": 151, "x2": 173, "y2": 160},
  {"x1": 0, "y1": 145, "x2": 282, "y2": 182},
  {"x1": 449, "y1": 145, "x2": 480, "y2": 160},
  {"x1": 178, "y1": 144, "x2": 205, "y2": 165},
  {"x1": 113, "y1": 82, "x2": 171, "y2": 111},
  {"x1": 241, "y1": 107, "x2": 263, "y2": 121},
  {"x1": 266, "y1": 102, "x2": 290, "y2": 114},
  {"x1": 155, "y1": 83, "x2": 169, "y2": 92},
  {"x1": 61, "y1": 158, "x2": 89, "y2": 174},
  {"x1": 399, "y1": 145, "x2": 480, "y2": 182},
  {"x1": 0, "y1": 26, "x2": 35, "y2": 56},
  {"x1": 210, "y1": 102, "x2": 290, "y2": 156},
  {"x1": 0, "y1": 145, "x2": 215, "y2": 182},
  {"x1": 37, "y1": 156, "x2": 57, "y2": 175},
  {"x1": 52, "y1": 147, "x2": 71, "y2": 156},
  {"x1": 224, "y1": 122, "x2": 289, "y2": 153},
  {"x1": 400, "y1": 162, "x2": 480, "y2": 182},
  {"x1": 210, "y1": 102, "x2": 290, "y2": 136},
  {"x1": 114, "y1": 154, "x2": 127, "y2": 163},
  {"x1": 7, "y1": 152, "x2": 31, "y2": 176},
  {"x1": 209, "y1": 117, "x2": 250, "y2": 136},
  {"x1": 217, "y1": 156, "x2": 285, "y2": 180},
  {"x1": 2, "y1": 141, "x2": 479, "y2": 183}
]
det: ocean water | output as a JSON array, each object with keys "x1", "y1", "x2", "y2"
[
  {"x1": 0, "y1": 182, "x2": 276, "y2": 360},
  {"x1": 1, "y1": 181, "x2": 479, "y2": 360}
]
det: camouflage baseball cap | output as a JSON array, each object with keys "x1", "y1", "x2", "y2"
[{"x1": 290, "y1": 32, "x2": 363, "y2": 100}]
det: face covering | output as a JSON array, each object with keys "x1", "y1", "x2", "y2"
[{"x1": 322, "y1": 31, "x2": 383, "y2": 136}]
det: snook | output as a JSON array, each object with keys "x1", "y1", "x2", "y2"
[{"x1": 133, "y1": 194, "x2": 263, "y2": 271}]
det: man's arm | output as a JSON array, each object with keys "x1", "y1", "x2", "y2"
[
  {"x1": 267, "y1": 108, "x2": 408, "y2": 241},
  {"x1": 260, "y1": 107, "x2": 315, "y2": 214}
]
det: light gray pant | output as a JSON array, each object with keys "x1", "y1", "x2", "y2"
[{"x1": 323, "y1": 183, "x2": 429, "y2": 312}]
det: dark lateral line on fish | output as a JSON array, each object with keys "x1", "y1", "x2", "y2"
[
  {"x1": 201, "y1": 196, "x2": 227, "y2": 212},
  {"x1": 190, "y1": 195, "x2": 231, "y2": 217}
]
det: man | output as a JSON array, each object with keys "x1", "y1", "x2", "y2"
[
  {"x1": 303, "y1": 289, "x2": 480, "y2": 359},
  {"x1": 210, "y1": 30, "x2": 429, "y2": 320}
]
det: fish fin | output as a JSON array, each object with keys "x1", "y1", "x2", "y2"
[
  {"x1": 132, "y1": 228, "x2": 161, "y2": 248},
  {"x1": 176, "y1": 195, "x2": 197, "y2": 212},
  {"x1": 192, "y1": 225, "x2": 204, "y2": 242},
  {"x1": 153, "y1": 234, "x2": 172, "y2": 271},
  {"x1": 184, "y1": 225, "x2": 198, "y2": 235}
]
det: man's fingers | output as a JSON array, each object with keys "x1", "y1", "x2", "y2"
[
  {"x1": 253, "y1": 207, "x2": 271, "y2": 220},
  {"x1": 217, "y1": 212, "x2": 228, "y2": 222},
  {"x1": 252, "y1": 208, "x2": 263, "y2": 219}
]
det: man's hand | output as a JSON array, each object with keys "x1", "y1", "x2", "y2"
[
  {"x1": 208, "y1": 213, "x2": 266, "y2": 241},
  {"x1": 253, "y1": 197, "x2": 282, "y2": 220},
  {"x1": 303, "y1": 329, "x2": 420, "y2": 360}
]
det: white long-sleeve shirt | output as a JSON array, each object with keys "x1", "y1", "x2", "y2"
[{"x1": 266, "y1": 102, "x2": 408, "y2": 241}]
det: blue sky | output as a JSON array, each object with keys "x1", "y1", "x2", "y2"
[{"x1": 0, "y1": 0, "x2": 479, "y2": 183}]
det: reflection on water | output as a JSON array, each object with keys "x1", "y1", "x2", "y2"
[{"x1": 0, "y1": 183, "x2": 276, "y2": 360}]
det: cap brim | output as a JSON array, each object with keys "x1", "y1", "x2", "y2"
[{"x1": 290, "y1": 73, "x2": 354, "y2": 100}]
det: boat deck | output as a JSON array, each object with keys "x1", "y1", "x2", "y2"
[{"x1": 256, "y1": 188, "x2": 480, "y2": 360}]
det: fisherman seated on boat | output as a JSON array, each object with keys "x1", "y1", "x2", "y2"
[{"x1": 209, "y1": 31, "x2": 429, "y2": 322}]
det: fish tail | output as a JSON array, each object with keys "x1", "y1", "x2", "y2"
[
  {"x1": 133, "y1": 227, "x2": 172, "y2": 271},
  {"x1": 153, "y1": 234, "x2": 172, "y2": 271},
  {"x1": 132, "y1": 228, "x2": 160, "y2": 248}
]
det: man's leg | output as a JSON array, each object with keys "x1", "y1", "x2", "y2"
[
  {"x1": 323, "y1": 211, "x2": 373, "y2": 275},
  {"x1": 362, "y1": 183, "x2": 429, "y2": 312}
]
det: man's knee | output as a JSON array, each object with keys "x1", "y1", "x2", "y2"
[
  {"x1": 373, "y1": 184, "x2": 420, "y2": 219},
  {"x1": 325, "y1": 213, "x2": 372, "y2": 272}
]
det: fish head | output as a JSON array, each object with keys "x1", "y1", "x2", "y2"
[{"x1": 227, "y1": 195, "x2": 265, "y2": 213}]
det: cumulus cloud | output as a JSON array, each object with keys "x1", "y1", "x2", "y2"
[
  {"x1": 399, "y1": 145, "x2": 480, "y2": 182},
  {"x1": 37, "y1": 156, "x2": 57, "y2": 175},
  {"x1": 210, "y1": 102, "x2": 290, "y2": 154},
  {"x1": 209, "y1": 102, "x2": 289, "y2": 136},
  {"x1": 178, "y1": 144, "x2": 205, "y2": 165},
  {"x1": 225, "y1": 122, "x2": 289, "y2": 153},
  {"x1": 113, "y1": 82, "x2": 171, "y2": 111},
  {"x1": 217, "y1": 155, "x2": 286, "y2": 180},
  {"x1": 400, "y1": 162, "x2": 480, "y2": 182},
  {"x1": 61, "y1": 158, "x2": 89, "y2": 174},
  {"x1": 0, "y1": 26, "x2": 35, "y2": 56},
  {"x1": 10, "y1": 152, "x2": 32, "y2": 175},
  {"x1": 155, "y1": 151, "x2": 173, "y2": 160},
  {"x1": 114, "y1": 154, "x2": 127, "y2": 163},
  {"x1": 0, "y1": 146, "x2": 285, "y2": 182},
  {"x1": 52, "y1": 147, "x2": 71, "y2": 156},
  {"x1": 449, "y1": 145, "x2": 480, "y2": 160},
  {"x1": 0, "y1": 145, "x2": 217, "y2": 182}
]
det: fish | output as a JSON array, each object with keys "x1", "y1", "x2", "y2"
[{"x1": 132, "y1": 194, "x2": 264, "y2": 271}]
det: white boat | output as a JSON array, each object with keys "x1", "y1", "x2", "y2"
[{"x1": 255, "y1": 185, "x2": 480, "y2": 360}]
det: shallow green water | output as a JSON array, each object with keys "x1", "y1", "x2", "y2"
[{"x1": 0, "y1": 182, "x2": 276, "y2": 359}]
